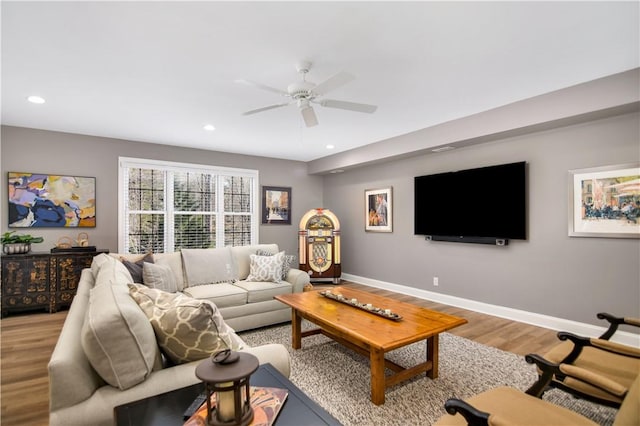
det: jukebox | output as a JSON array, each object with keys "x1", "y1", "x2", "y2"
[{"x1": 298, "y1": 208, "x2": 341, "y2": 283}]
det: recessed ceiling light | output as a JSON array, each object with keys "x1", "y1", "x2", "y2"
[
  {"x1": 27, "y1": 95, "x2": 45, "y2": 104},
  {"x1": 203, "y1": 124, "x2": 215, "y2": 131},
  {"x1": 330, "y1": 169, "x2": 344, "y2": 174},
  {"x1": 326, "y1": 144, "x2": 335, "y2": 149}
]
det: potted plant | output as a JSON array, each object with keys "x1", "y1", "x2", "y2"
[{"x1": 1, "y1": 231, "x2": 44, "y2": 255}]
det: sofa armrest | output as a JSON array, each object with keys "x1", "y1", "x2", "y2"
[
  {"x1": 284, "y1": 268, "x2": 310, "y2": 293},
  {"x1": 48, "y1": 270, "x2": 103, "y2": 412}
]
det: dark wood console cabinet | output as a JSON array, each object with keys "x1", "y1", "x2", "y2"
[{"x1": 1, "y1": 250, "x2": 108, "y2": 317}]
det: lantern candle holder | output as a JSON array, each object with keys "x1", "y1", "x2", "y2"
[{"x1": 195, "y1": 350, "x2": 259, "y2": 426}]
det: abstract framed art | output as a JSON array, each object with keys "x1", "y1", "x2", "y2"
[
  {"x1": 568, "y1": 163, "x2": 639, "y2": 238},
  {"x1": 365, "y1": 187, "x2": 392, "y2": 232},
  {"x1": 8, "y1": 172, "x2": 96, "y2": 227},
  {"x1": 261, "y1": 186, "x2": 291, "y2": 225}
]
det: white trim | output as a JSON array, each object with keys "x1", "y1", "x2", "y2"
[
  {"x1": 342, "y1": 273, "x2": 640, "y2": 348},
  {"x1": 118, "y1": 157, "x2": 259, "y2": 252}
]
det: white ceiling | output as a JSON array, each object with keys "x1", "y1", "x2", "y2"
[{"x1": 2, "y1": 2, "x2": 638, "y2": 162}]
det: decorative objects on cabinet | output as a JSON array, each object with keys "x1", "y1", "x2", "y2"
[{"x1": 1, "y1": 250, "x2": 108, "y2": 317}]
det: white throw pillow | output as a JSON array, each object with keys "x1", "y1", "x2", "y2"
[
  {"x1": 256, "y1": 249, "x2": 296, "y2": 280},
  {"x1": 142, "y1": 262, "x2": 178, "y2": 293},
  {"x1": 246, "y1": 251, "x2": 284, "y2": 283}
]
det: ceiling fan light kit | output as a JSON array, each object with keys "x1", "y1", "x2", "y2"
[{"x1": 239, "y1": 61, "x2": 378, "y2": 127}]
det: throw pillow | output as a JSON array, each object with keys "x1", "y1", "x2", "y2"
[
  {"x1": 128, "y1": 284, "x2": 244, "y2": 364},
  {"x1": 181, "y1": 247, "x2": 238, "y2": 286},
  {"x1": 142, "y1": 262, "x2": 178, "y2": 293},
  {"x1": 246, "y1": 251, "x2": 284, "y2": 283},
  {"x1": 256, "y1": 249, "x2": 296, "y2": 280},
  {"x1": 122, "y1": 252, "x2": 154, "y2": 284}
]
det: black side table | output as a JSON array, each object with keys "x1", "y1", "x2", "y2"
[{"x1": 114, "y1": 363, "x2": 341, "y2": 426}]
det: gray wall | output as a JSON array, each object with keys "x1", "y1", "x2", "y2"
[
  {"x1": 1, "y1": 126, "x2": 323, "y2": 256},
  {"x1": 322, "y1": 112, "x2": 640, "y2": 326}
]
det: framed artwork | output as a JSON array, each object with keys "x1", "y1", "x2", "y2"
[
  {"x1": 8, "y1": 172, "x2": 96, "y2": 228},
  {"x1": 365, "y1": 187, "x2": 393, "y2": 232},
  {"x1": 262, "y1": 186, "x2": 291, "y2": 225},
  {"x1": 568, "y1": 163, "x2": 639, "y2": 238}
]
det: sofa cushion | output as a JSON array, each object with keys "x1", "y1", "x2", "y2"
[
  {"x1": 81, "y1": 283, "x2": 159, "y2": 390},
  {"x1": 92, "y1": 253, "x2": 134, "y2": 287},
  {"x1": 256, "y1": 249, "x2": 296, "y2": 280},
  {"x1": 234, "y1": 280, "x2": 293, "y2": 303},
  {"x1": 122, "y1": 252, "x2": 154, "y2": 284},
  {"x1": 182, "y1": 247, "x2": 238, "y2": 286},
  {"x1": 143, "y1": 262, "x2": 178, "y2": 293},
  {"x1": 128, "y1": 284, "x2": 244, "y2": 364},
  {"x1": 231, "y1": 244, "x2": 279, "y2": 280},
  {"x1": 246, "y1": 252, "x2": 284, "y2": 283},
  {"x1": 154, "y1": 252, "x2": 185, "y2": 291},
  {"x1": 182, "y1": 283, "x2": 248, "y2": 308}
]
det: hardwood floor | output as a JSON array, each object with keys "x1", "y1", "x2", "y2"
[{"x1": 0, "y1": 281, "x2": 561, "y2": 426}]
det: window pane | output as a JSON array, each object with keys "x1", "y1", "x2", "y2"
[
  {"x1": 223, "y1": 176, "x2": 251, "y2": 213},
  {"x1": 175, "y1": 214, "x2": 216, "y2": 249},
  {"x1": 128, "y1": 213, "x2": 164, "y2": 253},
  {"x1": 224, "y1": 215, "x2": 251, "y2": 246},
  {"x1": 174, "y1": 172, "x2": 215, "y2": 212},
  {"x1": 128, "y1": 168, "x2": 164, "y2": 210}
]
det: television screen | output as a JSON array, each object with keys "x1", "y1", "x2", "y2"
[{"x1": 414, "y1": 162, "x2": 527, "y2": 241}]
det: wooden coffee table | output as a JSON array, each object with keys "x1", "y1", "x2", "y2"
[{"x1": 275, "y1": 286, "x2": 467, "y2": 405}]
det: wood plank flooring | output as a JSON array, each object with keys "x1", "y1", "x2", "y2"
[{"x1": 0, "y1": 281, "x2": 561, "y2": 426}]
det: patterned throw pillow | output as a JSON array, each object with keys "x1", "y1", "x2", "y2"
[
  {"x1": 128, "y1": 284, "x2": 244, "y2": 364},
  {"x1": 121, "y1": 252, "x2": 154, "y2": 284},
  {"x1": 142, "y1": 262, "x2": 178, "y2": 293},
  {"x1": 246, "y1": 251, "x2": 285, "y2": 283},
  {"x1": 255, "y1": 249, "x2": 296, "y2": 280}
]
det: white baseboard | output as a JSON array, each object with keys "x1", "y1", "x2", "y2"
[{"x1": 342, "y1": 273, "x2": 640, "y2": 348}]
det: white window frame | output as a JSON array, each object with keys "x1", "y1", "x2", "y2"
[{"x1": 118, "y1": 157, "x2": 259, "y2": 253}]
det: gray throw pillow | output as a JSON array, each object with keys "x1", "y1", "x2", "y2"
[
  {"x1": 142, "y1": 262, "x2": 178, "y2": 293},
  {"x1": 121, "y1": 252, "x2": 154, "y2": 284}
]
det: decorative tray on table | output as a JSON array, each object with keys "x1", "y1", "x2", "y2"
[{"x1": 318, "y1": 290, "x2": 402, "y2": 321}]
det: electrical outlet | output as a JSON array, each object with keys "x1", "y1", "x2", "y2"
[{"x1": 433, "y1": 277, "x2": 439, "y2": 286}]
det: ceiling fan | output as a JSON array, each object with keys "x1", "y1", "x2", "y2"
[{"x1": 237, "y1": 61, "x2": 377, "y2": 127}]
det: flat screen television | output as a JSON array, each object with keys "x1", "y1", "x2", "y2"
[{"x1": 414, "y1": 161, "x2": 527, "y2": 244}]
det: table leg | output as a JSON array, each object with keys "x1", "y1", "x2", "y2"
[
  {"x1": 426, "y1": 334, "x2": 439, "y2": 379},
  {"x1": 370, "y1": 348, "x2": 386, "y2": 405},
  {"x1": 291, "y1": 309, "x2": 302, "y2": 349}
]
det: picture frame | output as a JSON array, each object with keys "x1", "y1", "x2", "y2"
[
  {"x1": 365, "y1": 187, "x2": 393, "y2": 232},
  {"x1": 262, "y1": 186, "x2": 291, "y2": 225},
  {"x1": 568, "y1": 163, "x2": 639, "y2": 238},
  {"x1": 8, "y1": 172, "x2": 96, "y2": 228}
]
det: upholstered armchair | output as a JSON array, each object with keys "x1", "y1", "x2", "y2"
[
  {"x1": 434, "y1": 355, "x2": 640, "y2": 426},
  {"x1": 526, "y1": 312, "x2": 640, "y2": 407}
]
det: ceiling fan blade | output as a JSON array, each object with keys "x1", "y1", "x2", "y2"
[
  {"x1": 235, "y1": 79, "x2": 288, "y2": 97},
  {"x1": 301, "y1": 106, "x2": 318, "y2": 127},
  {"x1": 312, "y1": 71, "x2": 355, "y2": 96},
  {"x1": 242, "y1": 102, "x2": 289, "y2": 115},
  {"x1": 320, "y1": 99, "x2": 377, "y2": 113}
]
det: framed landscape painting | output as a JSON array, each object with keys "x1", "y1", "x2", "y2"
[
  {"x1": 8, "y1": 172, "x2": 96, "y2": 227},
  {"x1": 262, "y1": 186, "x2": 291, "y2": 224},
  {"x1": 365, "y1": 187, "x2": 392, "y2": 232},
  {"x1": 568, "y1": 163, "x2": 639, "y2": 238}
]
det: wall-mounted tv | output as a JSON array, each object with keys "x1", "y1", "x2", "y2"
[{"x1": 414, "y1": 161, "x2": 527, "y2": 245}]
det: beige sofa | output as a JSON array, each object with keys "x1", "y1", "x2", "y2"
[{"x1": 48, "y1": 244, "x2": 307, "y2": 426}]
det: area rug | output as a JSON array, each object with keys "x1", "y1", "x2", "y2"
[{"x1": 239, "y1": 323, "x2": 618, "y2": 425}]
